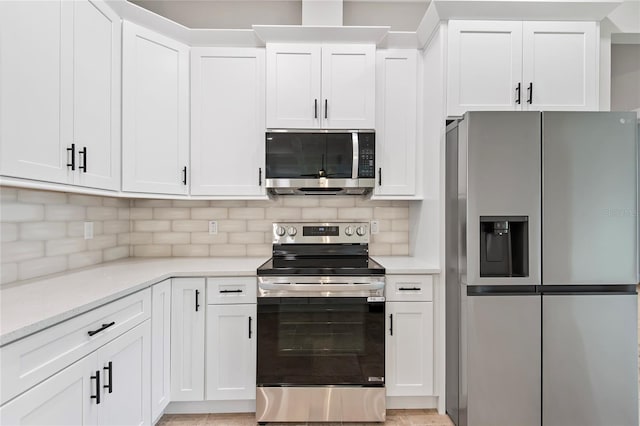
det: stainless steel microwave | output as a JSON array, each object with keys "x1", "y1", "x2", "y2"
[{"x1": 265, "y1": 130, "x2": 375, "y2": 195}]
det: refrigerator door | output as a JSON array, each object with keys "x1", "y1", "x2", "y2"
[
  {"x1": 543, "y1": 293, "x2": 638, "y2": 426},
  {"x1": 464, "y1": 291, "x2": 541, "y2": 426},
  {"x1": 543, "y1": 111, "x2": 638, "y2": 284}
]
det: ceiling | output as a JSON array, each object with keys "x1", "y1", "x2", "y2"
[{"x1": 128, "y1": 0, "x2": 430, "y2": 31}]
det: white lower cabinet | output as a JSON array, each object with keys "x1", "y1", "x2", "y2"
[
  {"x1": 206, "y1": 304, "x2": 257, "y2": 400},
  {"x1": 170, "y1": 278, "x2": 206, "y2": 401},
  {"x1": 151, "y1": 280, "x2": 172, "y2": 422}
]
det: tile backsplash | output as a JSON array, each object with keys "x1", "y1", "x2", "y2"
[{"x1": 1, "y1": 187, "x2": 409, "y2": 286}]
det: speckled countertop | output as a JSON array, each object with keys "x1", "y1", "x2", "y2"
[{"x1": 0, "y1": 256, "x2": 439, "y2": 346}]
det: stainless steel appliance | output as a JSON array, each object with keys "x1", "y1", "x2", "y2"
[
  {"x1": 265, "y1": 130, "x2": 375, "y2": 195},
  {"x1": 256, "y1": 222, "x2": 386, "y2": 423},
  {"x1": 446, "y1": 111, "x2": 638, "y2": 426}
]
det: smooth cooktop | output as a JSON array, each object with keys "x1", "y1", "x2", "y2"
[{"x1": 257, "y1": 256, "x2": 385, "y2": 276}]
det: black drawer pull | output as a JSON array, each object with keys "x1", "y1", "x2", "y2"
[
  {"x1": 79, "y1": 146, "x2": 87, "y2": 173},
  {"x1": 398, "y1": 287, "x2": 421, "y2": 291},
  {"x1": 248, "y1": 316, "x2": 252, "y2": 339},
  {"x1": 389, "y1": 314, "x2": 393, "y2": 336},
  {"x1": 515, "y1": 82, "x2": 521, "y2": 104},
  {"x1": 182, "y1": 166, "x2": 187, "y2": 185},
  {"x1": 258, "y1": 167, "x2": 262, "y2": 186},
  {"x1": 67, "y1": 143, "x2": 76, "y2": 170},
  {"x1": 88, "y1": 321, "x2": 115, "y2": 337},
  {"x1": 91, "y1": 370, "x2": 100, "y2": 404},
  {"x1": 103, "y1": 361, "x2": 113, "y2": 393},
  {"x1": 195, "y1": 289, "x2": 200, "y2": 312},
  {"x1": 220, "y1": 289, "x2": 243, "y2": 294},
  {"x1": 527, "y1": 82, "x2": 533, "y2": 104},
  {"x1": 378, "y1": 168, "x2": 382, "y2": 186}
]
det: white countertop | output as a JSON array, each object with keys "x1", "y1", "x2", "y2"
[{"x1": 0, "y1": 256, "x2": 440, "y2": 346}]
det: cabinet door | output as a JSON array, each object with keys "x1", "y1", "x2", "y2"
[
  {"x1": 0, "y1": 1, "x2": 72, "y2": 184},
  {"x1": 447, "y1": 21, "x2": 523, "y2": 116},
  {"x1": 375, "y1": 50, "x2": 417, "y2": 196},
  {"x1": 171, "y1": 278, "x2": 205, "y2": 401},
  {"x1": 206, "y1": 304, "x2": 257, "y2": 401},
  {"x1": 151, "y1": 280, "x2": 171, "y2": 422},
  {"x1": 522, "y1": 21, "x2": 598, "y2": 111},
  {"x1": 72, "y1": 0, "x2": 120, "y2": 190},
  {"x1": 191, "y1": 48, "x2": 266, "y2": 196},
  {"x1": 97, "y1": 321, "x2": 151, "y2": 426},
  {"x1": 321, "y1": 44, "x2": 376, "y2": 129},
  {"x1": 122, "y1": 22, "x2": 189, "y2": 195},
  {"x1": 385, "y1": 301, "x2": 434, "y2": 396},
  {"x1": 0, "y1": 353, "x2": 98, "y2": 425},
  {"x1": 266, "y1": 44, "x2": 321, "y2": 129}
]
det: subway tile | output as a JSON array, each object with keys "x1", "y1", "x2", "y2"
[
  {"x1": 1, "y1": 223, "x2": 18, "y2": 243},
  {"x1": 391, "y1": 200, "x2": 410, "y2": 207},
  {"x1": 117, "y1": 233, "x2": 131, "y2": 245},
  {"x1": 134, "y1": 245, "x2": 171, "y2": 257},
  {"x1": 369, "y1": 243, "x2": 392, "y2": 256},
  {"x1": 210, "y1": 244, "x2": 246, "y2": 257},
  {"x1": 229, "y1": 208, "x2": 265, "y2": 220},
  {"x1": 66, "y1": 221, "x2": 102, "y2": 237},
  {"x1": 217, "y1": 220, "x2": 247, "y2": 233},
  {"x1": 103, "y1": 220, "x2": 130, "y2": 235},
  {"x1": 68, "y1": 194, "x2": 103, "y2": 206},
  {"x1": 376, "y1": 219, "x2": 392, "y2": 232},
  {"x1": 153, "y1": 208, "x2": 190, "y2": 220},
  {"x1": 191, "y1": 208, "x2": 228, "y2": 220},
  {"x1": 172, "y1": 200, "x2": 210, "y2": 207},
  {"x1": 1, "y1": 241, "x2": 44, "y2": 262},
  {"x1": 18, "y1": 256, "x2": 67, "y2": 281},
  {"x1": 373, "y1": 207, "x2": 409, "y2": 220},
  {"x1": 87, "y1": 207, "x2": 118, "y2": 221},
  {"x1": 171, "y1": 220, "x2": 208, "y2": 232},
  {"x1": 103, "y1": 246, "x2": 129, "y2": 262},
  {"x1": 282, "y1": 197, "x2": 320, "y2": 207},
  {"x1": 392, "y1": 219, "x2": 410, "y2": 232},
  {"x1": 209, "y1": 200, "x2": 247, "y2": 208},
  {"x1": 46, "y1": 238, "x2": 87, "y2": 256},
  {"x1": 130, "y1": 208, "x2": 153, "y2": 220},
  {"x1": 127, "y1": 232, "x2": 153, "y2": 245},
  {"x1": 191, "y1": 232, "x2": 228, "y2": 244},
  {"x1": 372, "y1": 231, "x2": 408, "y2": 244},
  {"x1": 247, "y1": 244, "x2": 272, "y2": 257},
  {"x1": 265, "y1": 207, "x2": 301, "y2": 220},
  {"x1": 2, "y1": 203, "x2": 45, "y2": 222},
  {"x1": 19, "y1": 222, "x2": 66, "y2": 241},
  {"x1": 247, "y1": 220, "x2": 273, "y2": 232},
  {"x1": 68, "y1": 250, "x2": 102, "y2": 269},
  {"x1": 391, "y1": 244, "x2": 410, "y2": 256},
  {"x1": 172, "y1": 245, "x2": 209, "y2": 257},
  {"x1": 18, "y1": 189, "x2": 66, "y2": 204},
  {"x1": 1, "y1": 262, "x2": 17, "y2": 285},
  {"x1": 133, "y1": 199, "x2": 173, "y2": 208},
  {"x1": 134, "y1": 220, "x2": 171, "y2": 232},
  {"x1": 45, "y1": 204, "x2": 85, "y2": 221},
  {"x1": 0, "y1": 187, "x2": 18, "y2": 202},
  {"x1": 301, "y1": 207, "x2": 338, "y2": 220},
  {"x1": 117, "y1": 208, "x2": 131, "y2": 221},
  {"x1": 229, "y1": 232, "x2": 264, "y2": 244},
  {"x1": 153, "y1": 232, "x2": 190, "y2": 245},
  {"x1": 356, "y1": 198, "x2": 392, "y2": 207},
  {"x1": 249, "y1": 198, "x2": 282, "y2": 208},
  {"x1": 102, "y1": 197, "x2": 129, "y2": 208},
  {"x1": 337, "y1": 207, "x2": 373, "y2": 220},
  {"x1": 319, "y1": 197, "x2": 356, "y2": 208},
  {"x1": 87, "y1": 235, "x2": 117, "y2": 251}
]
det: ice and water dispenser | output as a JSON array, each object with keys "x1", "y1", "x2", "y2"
[{"x1": 479, "y1": 216, "x2": 529, "y2": 277}]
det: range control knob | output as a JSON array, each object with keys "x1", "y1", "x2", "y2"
[
  {"x1": 275, "y1": 226, "x2": 286, "y2": 237},
  {"x1": 287, "y1": 226, "x2": 298, "y2": 237},
  {"x1": 345, "y1": 226, "x2": 354, "y2": 236},
  {"x1": 356, "y1": 226, "x2": 366, "y2": 237}
]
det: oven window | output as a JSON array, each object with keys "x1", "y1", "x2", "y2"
[{"x1": 257, "y1": 297, "x2": 385, "y2": 386}]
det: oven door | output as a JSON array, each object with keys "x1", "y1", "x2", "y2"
[{"x1": 257, "y1": 297, "x2": 385, "y2": 387}]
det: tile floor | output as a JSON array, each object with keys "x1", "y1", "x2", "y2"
[{"x1": 162, "y1": 289, "x2": 640, "y2": 425}]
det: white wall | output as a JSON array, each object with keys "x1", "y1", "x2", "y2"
[
  {"x1": 611, "y1": 44, "x2": 640, "y2": 112},
  {"x1": 343, "y1": 2, "x2": 428, "y2": 31}
]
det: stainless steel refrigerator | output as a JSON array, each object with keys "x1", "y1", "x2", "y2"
[{"x1": 445, "y1": 111, "x2": 638, "y2": 426}]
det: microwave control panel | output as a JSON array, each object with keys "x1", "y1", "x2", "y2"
[{"x1": 358, "y1": 134, "x2": 376, "y2": 178}]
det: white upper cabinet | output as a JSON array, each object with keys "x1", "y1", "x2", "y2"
[
  {"x1": 0, "y1": 0, "x2": 120, "y2": 190},
  {"x1": 447, "y1": 20, "x2": 598, "y2": 116},
  {"x1": 522, "y1": 21, "x2": 598, "y2": 111},
  {"x1": 122, "y1": 22, "x2": 190, "y2": 195},
  {"x1": 191, "y1": 48, "x2": 266, "y2": 197},
  {"x1": 266, "y1": 43, "x2": 375, "y2": 129},
  {"x1": 375, "y1": 49, "x2": 418, "y2": 197}
]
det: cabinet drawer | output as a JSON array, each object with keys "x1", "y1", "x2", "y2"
[
  {"x1": 1, "y1": 288, "x2": 150, "y2": 405},
  {"x1": 207, "y1": 277, "x2": 257, "y2": 304},
  {"x1": 385, "y1": 275, "x2": 433, "y2": 302}
]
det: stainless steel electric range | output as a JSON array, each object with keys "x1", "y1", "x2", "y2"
[{"x1": 256, "y1": 222, "x2": 386, "y2": 423}]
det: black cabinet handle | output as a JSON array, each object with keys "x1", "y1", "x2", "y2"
[
  {"x1": 248, "y1": 316, "x2": 252, "y2": 339},
  {"x1": 398, "y1": 287, "x2": 421, "y2": 291},
  {"x1": 103, "y1": 361, "x2": 113, "y2": 393},
  {"x1": 88, "y1": 321, "x2": 115, "y2": 337},
  {"x1": 515, "y1": 82, "x2": 521, "y2": 104},
  {"x1": 195, "y1": 289, "x2": 200, "y2": 312},
  {"x1": 527, "y1": 82, "x2": 533, "y2": 104},
  {"x1": 258, "y1": 167, "x2": 262, "y2": 186},
  {"x1": 91, "y1": 370, "x2": 101, "y2": 404},
  {"x1": 220, "y1": 289, "x2": 243, "y2": 294},
  {"x1": 79, "y1": 146, "x2": 87, "y2": 173},
  {"x1": 314, "y1": 99, "x2": 318, "y2": 119},
  {"x1": 67, "y1": 143, "x2": 76, "y2": 170},
  {"x1": 324, "y1": 99, "x2": 328, "y2": 119},
  {"x1": 378, "y1": 168, "x2": 382, "y2": 186},
  {"x1": 182, "y1": 166, "x2": 187, "y2": 185},
  {"x1": 389, "y1": 314, "x2": 393, "y2": 336}
]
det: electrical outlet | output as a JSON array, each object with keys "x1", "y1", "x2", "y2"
[
  {"x1": 209, "y1": 220, "x2": 218, "y2": 235},
  {"x1": 370, "y1": 220, "x2": 379, "y2": 234},
  {"x1": 84, "y1": 222, "x2": 94, "y2": 240}
]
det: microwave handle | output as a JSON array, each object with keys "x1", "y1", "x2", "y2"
[{"x1": 352, "y1": 132, "x2": 359, "y2": 179}]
